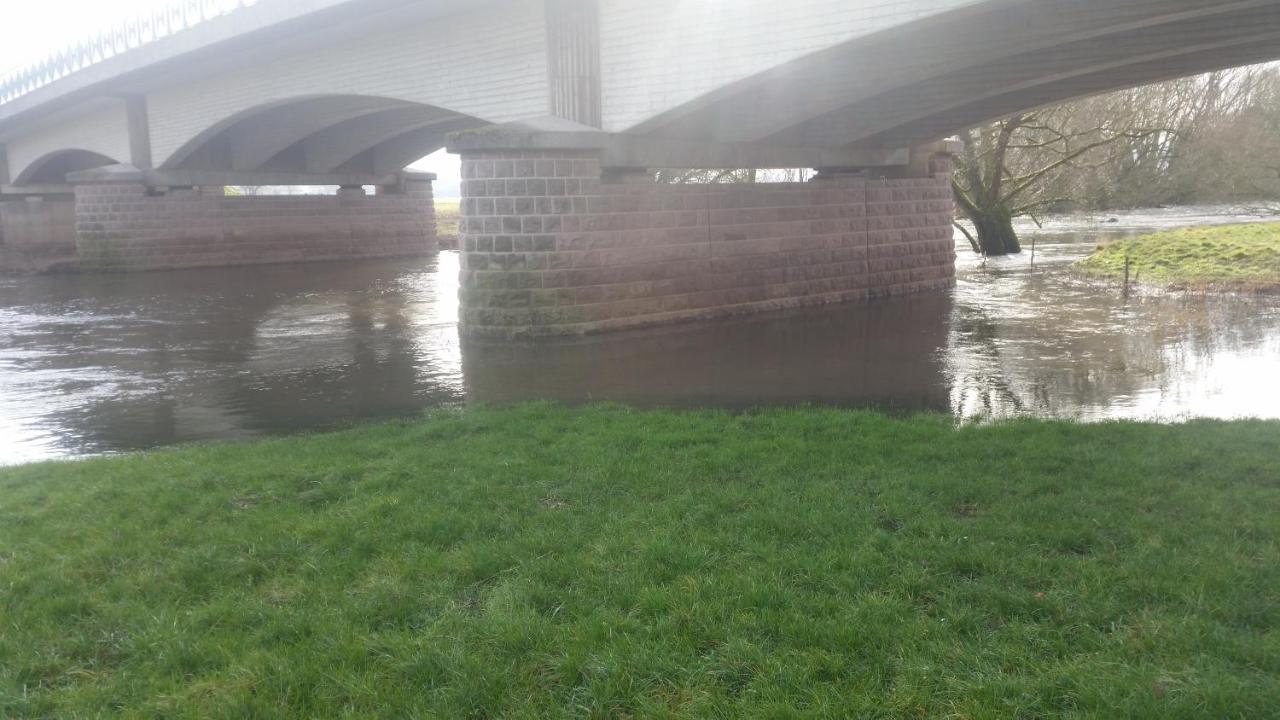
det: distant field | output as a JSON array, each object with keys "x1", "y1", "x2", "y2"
[
  {"x1": 2, "y1": 405, "x2": 1277, "y2": 717},
  {"x1": 436, "y1": 198, "x2": 460, "y2": 240},
  {"x1": 1078, "y1": 221, "x2": 1280, "y2": 291}
]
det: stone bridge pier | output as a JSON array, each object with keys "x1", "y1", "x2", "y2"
[
  {"x1": 449, "y1": 132, "x2": 957, "y2": 338},
  {"x1": 1, "y1": 169, "x2": 438, "y2": 273},
  {"x1": 0, "y1": 191, "x2": 78, "y2": 273}
]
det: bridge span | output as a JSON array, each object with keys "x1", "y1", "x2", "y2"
[{"x1": 1, "y1": 0, "x2": 1277, "y2": 334}]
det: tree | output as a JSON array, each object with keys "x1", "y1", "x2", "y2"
[
  {"x1": 952, "y1": 65, "x2": 1278, "y2": 255},
  {"x1": 654, "y1": 168, "x2": 811, "y2": 184},
  {"x1": 952, "y1": 113, "x2": 1163, "y2": 256}
]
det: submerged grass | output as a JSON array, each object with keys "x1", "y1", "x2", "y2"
[
  {"x1": 1076, "y1": 221, "x2": 1280, "y2": 291},
  {"x1": 1, "y1": 405, "x2": 1277, "y2": 718}
]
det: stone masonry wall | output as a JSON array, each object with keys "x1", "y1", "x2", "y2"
[
  {"x1": 458, "y1": 151, "x2": 954, "y2": 337},
  {"x1": 73, "y1": 181, "x2": 435, "y2": 272},
  {"x1": 0, "y1": 197, "x2": 78, "y2": 273}
]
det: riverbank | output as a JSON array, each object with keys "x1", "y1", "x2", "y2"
[
  {"x1": 436, "y1": 198, "x2": 460, "y2": 249},
  {"x1": 1077, "y1": 220, "x2": 1280, "y2": 291},
  {"x1": 2, "y1": 405, "x2": 1276, "y2": 717}
]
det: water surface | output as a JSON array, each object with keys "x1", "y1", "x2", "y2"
[{"x1": 3, "y1": 206, "x2": 1278, "y2": 464}]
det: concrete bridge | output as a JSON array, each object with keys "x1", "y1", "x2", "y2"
[{"x1": 2, "y1": 0, "x2": 1277, "y2": 335}]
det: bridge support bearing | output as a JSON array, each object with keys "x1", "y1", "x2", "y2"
[
  {"x1": 456, "y1": 148, "x2": 955, "y2": 338},
  {"x1": 63, "y1": 170, "x2": 437, "y2": 272}
]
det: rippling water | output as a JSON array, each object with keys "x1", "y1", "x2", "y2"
[{"x1": 2, "y1": 206, "x2": 1278, "y2": 464}]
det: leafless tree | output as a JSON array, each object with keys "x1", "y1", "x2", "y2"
[{"x1": 953, "y1": 65, "x2": 1279, "y2": 255}]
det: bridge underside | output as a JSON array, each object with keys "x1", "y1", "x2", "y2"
[{"x1": 632, "y1": 0, "x2": 1280, "y2": 150}]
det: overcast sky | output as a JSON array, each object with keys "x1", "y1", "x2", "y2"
[
  {"x1": 2, "y1": 0, "x2": 194, "y2": 76},
  {"x1": 1, "y1": 0, "x2": 462, "y2": 194}
]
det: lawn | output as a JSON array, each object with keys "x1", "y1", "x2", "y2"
[
  {"x1": 1, "y1": 405, "x2": 1277, "y2": 718},
  {"x1": 1077, "y1": 221, "x2": 1280, "y2": 291}
]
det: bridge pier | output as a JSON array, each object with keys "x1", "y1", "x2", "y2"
[
  {"x1": 2, "y1": 169, "x2": 438, "y2": 273},
  {"x1": 0, "y1": 193, "x2": 78, "y2": 273},
  {"x1": 451, "y1": 137, "x2": 956, "y2": 338}
]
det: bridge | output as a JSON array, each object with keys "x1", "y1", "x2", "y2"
[{"x1": 1, "y1": 0, "x2": 1277, "y2": 335}]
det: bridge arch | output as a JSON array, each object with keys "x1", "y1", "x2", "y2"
[
  {"x1": 631, "y1": 0, "x2": 1280, "y2": 150},
  {"x1": 159, "y1": 94, "x2": 484, "y2": 177},
  {"x1": 12, "y1": 149, "x2": 124, "y2": 186}
]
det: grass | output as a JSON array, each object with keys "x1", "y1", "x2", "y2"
[
  {"x1": 1, "y1": 405, "x2": 1277, "y2": 718},
  {"x1": 436, "y1": 198, "x2": 460, "y2": 239},
  {"x1": 1076, "y1": 221, "x2": 1280, "y2": 291}
]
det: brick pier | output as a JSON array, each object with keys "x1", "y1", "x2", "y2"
[
  {"x1": 0, "y1": 196, "x2": 78, "y2": 273},
  {"x1": 67, "y1": 173, "x2": 437, "y2": 272},
  {"x1": 1, "y1": 171, "x2": 440, "y2": 274},
  {"x1": 456, "y1": 150, "x2": 955, "y2": 337}
]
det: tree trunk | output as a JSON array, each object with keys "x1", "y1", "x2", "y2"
[{"x1": 972, "y1": 207, "x2": 1022, "y2": 255}]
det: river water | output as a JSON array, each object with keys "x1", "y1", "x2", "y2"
[{"x1": 2, "y1": 206, "x2": 1278, "y2": 464}]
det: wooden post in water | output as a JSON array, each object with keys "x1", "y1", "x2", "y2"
[
  {"x1": 1030, "y1": 233, "x2": 1037, "y2": 272},
  {"x1": 1123, "y1": 254, "x2": 1131, "y2": 299}
]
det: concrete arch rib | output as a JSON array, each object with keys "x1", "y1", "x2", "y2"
[
  {"x1": 158, "y1": 95, "x2": 484, "y2": 173},
  {"x1": 776, "y1": 3, "x2": 1280, "y2": 148},
  {"x1": 299, "y1": 107, "x2": 474, "y2": 175},
  {"x1": 630, "y1": 0, "x2": 1280, "y2": 147},
  {"x1": 344, "y1": 120, "x2": 477, "y2": 176},
  {"x1": 865, "y1": 36, "x2": 1280, "y2": 148},
  {"x1": 12, "y1": 149, "x2": 122, "y2": 185}
]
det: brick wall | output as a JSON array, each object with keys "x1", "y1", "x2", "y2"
[
  {"x1": 73, "y1": 181, "x2": 435, "y2": 272},
  {"x1": 458, "y1": 151, "x2": 954, "y2": 337},
  {"x1": 0, "y1": 197, "x2": 78, "y2": 273}
]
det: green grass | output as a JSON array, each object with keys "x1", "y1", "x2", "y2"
[
  {"x1": 436, "y1": 198, "x2": 460, "y2": 238},
  {"x1": 1077, "y1": 221, "x2": 1280, "y2": 291},
  {"x1": 1, "y1": 405, "x2": 1277, "y2": 718}
]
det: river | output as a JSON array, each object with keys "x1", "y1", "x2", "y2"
[{"x1": 2, "y1": 206, "x2": 1278, "y2": 464}]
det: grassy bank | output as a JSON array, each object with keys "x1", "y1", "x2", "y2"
[
  {"x1": 1077, "y1": 221, "x2": 1280, "y2": 291},
  {"x1": 2, "y1": 406, "x2": 1277, "y2": 718}
]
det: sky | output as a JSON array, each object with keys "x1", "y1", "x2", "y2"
[
  {"x1": 1, "y1": 0, "x2": 208, "y2": 76},
  {"x1": 1, "y1": 0, "x2": 463, "y2": 195}
]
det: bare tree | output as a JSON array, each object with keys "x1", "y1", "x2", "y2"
[
  {"x1": 653, "y1": 168, "x2": 812, "y2": 184},
  {"x1": 953, "y1": 113, "x2": 1163, "y2": 255},
  {"x1": 952, "y1": 65, "x2": 1277, "y2": 255}
]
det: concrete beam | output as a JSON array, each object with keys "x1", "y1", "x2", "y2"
[
  {"x1": 545, "y1": 0, "x2": 602, "y2": 127},
  {"x1": 0, "y1": 183, "x2": 74, "y2": 196},
  {"x1": 123, "y1": 95, "x2": 153, "y2": 170},
  {"x1": 447, "y1": 121, "x2": 913, "y2": 169},
  {"x1": 63, "y1": 163, "x2": 425, "y2": 188}
]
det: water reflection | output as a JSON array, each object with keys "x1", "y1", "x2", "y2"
[
  {"x1": 463, "y1": 292, "x2": 951, "y2": 411},
  {"x1": 2, "y1": 205, "x2": 1278, "y2": 463},
  {"x1": 0, "y1": 258, "x2": 466, "y2": 463},
  {"x1": 945, "y1": 207, "x2": 1280, "y2": 420}
]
